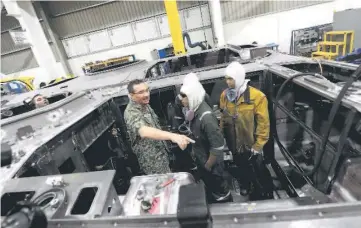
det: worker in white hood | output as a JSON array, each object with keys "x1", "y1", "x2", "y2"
[
  {"x1": 176, "y1": 73, "x2": 212, "y2": 114},
  {"x1": 224, "y1": 61, "x2": 250, "y2": 102},
  {"x1": 179, "y1": 74, "x2": 232, "y2": 202},
  {"x1": 180, "y1": 74, "x2": 206, "y2": 118},
  {"x1": 220, "y1": 61, "x2": 270, "y2": 197}
]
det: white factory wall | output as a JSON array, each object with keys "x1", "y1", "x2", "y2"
[{"x1": 225, "y1": 0, "x2": 361, "y2": 53}]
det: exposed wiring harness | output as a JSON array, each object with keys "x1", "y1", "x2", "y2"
[
  {"x1": 273, "y1": 64, "x2": 361, "y2": 177},
  {"x1": 312, "y1": 57, "x2": 323, "y2": 75}
]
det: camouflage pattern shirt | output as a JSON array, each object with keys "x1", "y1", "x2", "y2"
[{"x1": 124, "y1": 100, "x2": 171, "y2": 174}]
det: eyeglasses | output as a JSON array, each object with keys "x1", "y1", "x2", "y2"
[
  {"x1": 179, "y1": 93, "x2": 187, "y2": 98},
  {"x1": 132, "y1": 88, "x2": 150, "y2": 95}
]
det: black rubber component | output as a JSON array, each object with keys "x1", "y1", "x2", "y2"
[
  {"x1": 183, "y1": 32, "x2": 207, "y2": 51},
  {"x1": 1, "y1": 143, "x2": 12, "y2": 167},
  {"x1": 209, "y1": 80, "x2": 228, "y2": 107},
  {"x1": 177, "y1": 183, "x2": 211, "y2": 228}
]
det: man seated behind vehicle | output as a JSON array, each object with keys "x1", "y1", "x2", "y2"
[
  {"x1": 124, "y1": 79, "x2": 193, "y2": 175},
  {"x1": 25, "y1": 94, "x2": 49, "y2": 109},
  {"x1": 179, "y1": 74, "x2": 231, "y2": 202}
]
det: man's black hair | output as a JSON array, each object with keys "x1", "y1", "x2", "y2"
[{"x1": 127, "y1": 79, "x2": 145, "y2": 94}]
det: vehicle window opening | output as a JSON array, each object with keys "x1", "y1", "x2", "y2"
[
  {"x1": 71, "y1": 187, "x2": 98, "y2": 215},
  {"x1": 18, "y1": 166, "x2": 41, "y2": 178},
  {"x1": 58, "y1": 157, "x2": 76, "y2": 174}
]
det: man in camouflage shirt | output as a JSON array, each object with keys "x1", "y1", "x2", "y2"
[{"x1": 124, "y1": 79, "x2": 193, "y2": 174}]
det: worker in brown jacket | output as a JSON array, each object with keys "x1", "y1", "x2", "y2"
[{"x1": 220, "y1": 61, "x2": 270, "y2": 194}]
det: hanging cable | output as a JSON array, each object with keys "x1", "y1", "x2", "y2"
[{"x1": 312, "y1": 58, "x2": 323, "y2": 75}]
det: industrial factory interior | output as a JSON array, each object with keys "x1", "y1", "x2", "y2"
[{"x1": 1, "y1": 0, "x2": 361, "y2": 227}]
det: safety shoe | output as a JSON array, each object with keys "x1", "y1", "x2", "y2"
[{"x1": 212, "y1": 190, "x2": 232, "y2": 203}]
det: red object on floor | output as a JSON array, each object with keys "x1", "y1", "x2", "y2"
[{"x1": 149, "y1": 197, "x2": 160, "y2": 214}]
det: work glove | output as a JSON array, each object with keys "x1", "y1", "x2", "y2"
[{"x1": 248, "y1": 148, "x2": 261, "y2": 161}]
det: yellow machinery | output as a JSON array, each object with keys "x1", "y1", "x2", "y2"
[
  {"x1": 312, "y1": 30, "x2": 354, "y2": 60},
  {"x1": 164, "y1": 0, "x2": 186, "y2": 55},
  {"x1": 1, "y1": 75, "x2": 75, "y2": 94},
  {"x1": 48, "y1": 74, "x2": 75, "y2": 85},
  {"x1": 82, "y1": 55, "x2": 136, "y2": 74}
]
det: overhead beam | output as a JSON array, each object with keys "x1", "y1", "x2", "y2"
[{"x1": 164, "y1": 0, "x2": 185, "y2": 55}]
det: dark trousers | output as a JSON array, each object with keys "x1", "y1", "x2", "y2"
[
  {"x1": 171, "y1": 145, "x2": 196, "y2": 172},
  {"x1": 231, "y1": 152, "x2": 252, "y2": 188},
  {"x1": 197, "y1": 166, "x2": 230, "y2": 199},
  {"x1": 125, "y1": 151, "x2": 142, "y2": 175}
]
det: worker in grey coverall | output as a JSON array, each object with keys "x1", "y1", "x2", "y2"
[{"x1": 179, "y1": 73, "x2": 231, "y2": 202}]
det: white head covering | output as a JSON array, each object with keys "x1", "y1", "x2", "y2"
[
  {"x1": 183, "y1": 72, "x2": 199, "y2": 85},
  {"x1": 225, "y1": 61, "x2": 249, "y2": 96},
  {"x1": 180, "y1": 73, "x2": 205, "y2": 111}
]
